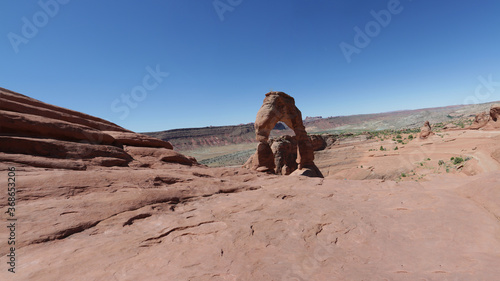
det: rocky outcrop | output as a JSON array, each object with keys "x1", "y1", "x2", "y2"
[
  {"x1": 490, "y1": 104, "x2": 500, "y2": 122},
  {"x1": 0, "y1": 87, "x2": 194, "y2": 169},
  {"x1": 270, "y1": 135, "x2": 298, "y2": 175},
  {"x1": 103, "y1": 131, "x2": 173, "y2": 149},
  {"x1": 443, "y1": 123, "x2": 459, "y2": 130},
  {"x1": 0, "y1": 136, "x2": 131, "y2": 162},
  {"x1": 125, "y1": 146, "x2": 196, "y2": 167},
  {"x1": 309, "y1": 134, "x2": 327, "y2": 151},
  {"x1": 0, "y1": 87, "x2": 128, "y2": 132},
  {"x1": 244, "y1": 91, "x2": 323, "y2": 177},
  {"x1": 468, "y1": 105, "x2": 500, "y2": 130},
  {"x1": 246, "y1": 134, "x2": 328, "y2": 175},
  {"x1": 469, "y1": 112, "x2": 490, "y2": 130},
  {"x1": 419, "y1": 121, "x2": 434, "y2": 139},
  {"x1": 0, "y1": 110, "x2": 117, "y2": 145}
]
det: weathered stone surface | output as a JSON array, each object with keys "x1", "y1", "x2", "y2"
[
  {"x1": 490, "y1": 103, "x2": 500, "y2": 122},
  {"x1": 443, "y1": 123, "x2": 459, "y2": 130},
  {"x1": 0, "y1": 110, "x2": 116, "y2": 145},
  {"x1": 245, "y1": 91, "x2": 322, "y2": 177},
  {"x1": 468, "y1": 105, "x2": 500, "y2": 130},
  {"x1": 0, "y1": 152, "x2": 87, "y2": 170},
  {"x1": 2, "y1": 88, "x2": 500, "y2": 281},
  {"x1": 2, "y1": 165, "x2": 500, "y2": 281},
  {"x1": 0, "y1": 136, "x2": 131, "y2": 161},
  {"x1": 90, "y1": 157, "x2": 130, "y2": 167},
  {"x1": 309, "y1": 134, "x2": 327, "y2": 151},
  {"x1": 125, "y1": 146, "x2": 196, "y2": 166},
  {"x1": 0, "y1": 88, "x2": 128, "y2": 132},
  {"x1": 264, "y1": 135, "x2": 327, "y2": 175},
  {"x1": 469, "y1": 112, "x2": 490, "y2": 130},
  {"x1": 104, "y1": 131, "x2": 173, "y2": 149},
  {"x1": 270, "y1": 135, "x2": 297, "y2": 175},
  {"x1": 0, "y1": 88, "x2": 196, "y2": 168},
  {"x1": 321, "y1": 134, "x2": 337, "y2": 147},
  {"x1": 419, "y1": 121, "x2": 434, "y2": 139}
]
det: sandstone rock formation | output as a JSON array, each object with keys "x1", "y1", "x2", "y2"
[
  {"x1": 0, "y1": 87, "x2": 195, "y2": 169},
  {"x1": 468, "y1": 104, "x2": 500, "y2": 130},
  {"x1": 3, "y1": 88, "x2": 500, "y2": 281},
  {"x1": 244, "y1": 91, "x2": 323, "y2": 177},
  {"x1": 246, "y1": 134, "x2": 328, "y2": 176},
  {"x1": 419, "y1": 121, "x2": 434, "y2": 139},
  {"x1": 490, "y1": 103, "x2": 500, "y2": 122},
  {"x1": 469, "y1": 112, "x2": 491, "y2": 130},
  {"x1": 309, "y1": 134, "x2": 327, "y2": 151},
  {"x1": 269, "y1": 135, "x2": 298, "y2": 175}
]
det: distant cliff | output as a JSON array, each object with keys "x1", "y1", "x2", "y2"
[{"x1": 145, "y1": 101, "x2": 498, "y2": 151}]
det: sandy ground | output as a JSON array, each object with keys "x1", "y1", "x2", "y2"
[
  {"x1": 1, "y1": 129, "x2": 500, "y2": 280},
  {"x1": 316, "y1": 130, "x2": 500, "y2": 180}
]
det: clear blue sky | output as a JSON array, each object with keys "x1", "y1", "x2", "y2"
[{"x1": 2, "y1": 0, "x2": 500, "y2": 132}]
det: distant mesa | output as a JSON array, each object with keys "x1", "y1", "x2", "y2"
[
  {"x1": 419, "y1": 121, "x2": 434, "y2": 139},
  {"x1": 304, "y1": 116, "x2": 323, "y2": 122},
  {"x1": 0, "y1": 87, "x2": 196, "y2": 169},
  {"x1": 273, "y1": 121, "x2": 289, "y2": 130},
  {"x1": 243, "y1": 91, "x2": 323, "y2": 178}
]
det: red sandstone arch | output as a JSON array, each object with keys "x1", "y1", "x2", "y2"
[{"x1": 246, "y1": 91, "x2": 322, "y2": 177}]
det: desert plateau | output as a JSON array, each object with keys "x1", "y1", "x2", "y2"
[
  {"x1": 1, "y1": 87, "x2": 500, "y2": 281},
  {"x1": 3, "y1": 1, "x2": 500, "y2": 280}
]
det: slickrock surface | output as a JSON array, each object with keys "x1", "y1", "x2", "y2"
[
  {"x1": 1, "y1": 164, "x2": 500, "y2": 280},
  {"x1": 1, "y1": 88, "x2": 500, "y2": 280}
]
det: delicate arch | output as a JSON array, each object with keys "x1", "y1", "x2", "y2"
[{"x1": 247, "y1": 91, "x2": 322, "y2": 177}]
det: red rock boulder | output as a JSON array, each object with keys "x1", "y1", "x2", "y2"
[{"x1": 419, "y1": 121, "x2": 434, "y2": 139}]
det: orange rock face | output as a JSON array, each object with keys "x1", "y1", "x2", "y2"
[
  {"x1": 470, "y1": 112, "x2": 491, "y2": 130},
  {"x1": 490, "y1": 104, "x2": 500, "y2": 122},
  {"x1": 419, "y1": 121, "x2": 434, "y2": 139},
  {"x1": 0, "y1": 87, "x2": 194, "y2": 169},
  {"x1": 245, "y1": 91, "x2": 322, "y2": 177},
  {"x1": 270, "y1": 135, "x2": 298, "y2": 175},
  {"x1": 468, "y1": 105, "x2": 500, "y2": 130}
]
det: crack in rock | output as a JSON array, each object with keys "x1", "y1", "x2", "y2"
[
  {"x1": 143, "y1": 221, "x2": 216, "y2": 242},
  {"x1": 123, "y1": 213, "x2": 152, "y2": 227},
  {"x1": 31, "y1": 220, "x2": 102, "y2": 244}
]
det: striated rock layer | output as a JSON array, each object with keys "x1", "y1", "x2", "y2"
[{"x1": 0, "y1": 87, "x2": 195, "y2": 169}]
